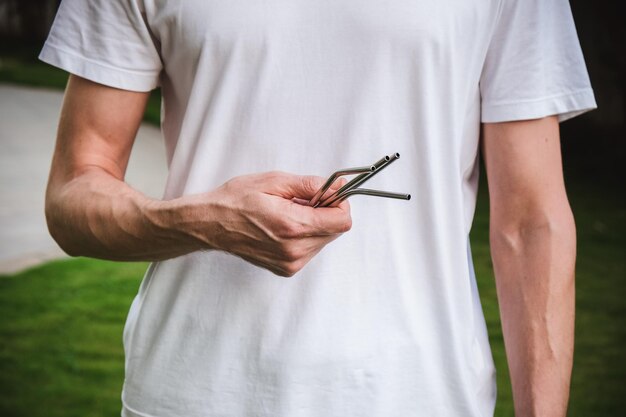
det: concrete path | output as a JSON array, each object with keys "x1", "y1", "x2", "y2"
[{"x1": 0, "y1": 84, "x2": 168, "y2": 274}]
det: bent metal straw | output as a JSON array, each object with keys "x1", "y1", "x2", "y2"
[
  {"x1": 335, "y1": 188, "x2": 411, "y2": 203},
  {"x1": 307, "y1": 165, "x2": 376, "y2": 207},
  {"x1": 309, "y1": 153, "x2": 411, "y2": 208}
]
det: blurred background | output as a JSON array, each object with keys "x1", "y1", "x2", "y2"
[{"x1": 0, "y1": 0, "x2": 623, "y2": 416}]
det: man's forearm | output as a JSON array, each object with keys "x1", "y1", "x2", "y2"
[
  {"x1": 45, "y1": 168, "x2": 201, "y2": 261},
  {"x1": 490, "y1": 208, "x2": 576, "y2": 417},
  {"x1": 45, "y1": 167, "x2": 352, "y2": 276}
]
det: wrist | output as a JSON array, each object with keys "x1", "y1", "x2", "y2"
[{"x1": 142, "y1": 193, "x2": 218, "y2": 254}]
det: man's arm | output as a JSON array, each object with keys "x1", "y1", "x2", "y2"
[
  {"x1": 481, "y1": 116, "x2": 575, "y2": 416},
  {"x1": 45, "y1": 75, "x2": 352, "y2": 277}
]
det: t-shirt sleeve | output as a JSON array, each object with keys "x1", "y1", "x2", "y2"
[
  {"x1": 479, "y1": 0, "x2": 597, "y2": 123},
  {"x1": 38, "y1": 0, "x2": 162, "y2": 92}
]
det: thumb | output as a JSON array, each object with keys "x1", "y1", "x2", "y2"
[
  {"x1": 287, "y1": 175, "x2": 350, "y2": 201},
  {"x1": 264, "y1": 172, "x2": 349, "y2": 201},
  {"x1": 274, "y1": 175, "x2": 327, "y2": 200}
]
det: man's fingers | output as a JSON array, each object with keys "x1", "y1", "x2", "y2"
[
  {"x1": 271, "y1": 195, "x2": 350, "y2": 237},
  {"x1": 331, "y1": 177, "x2": 348, "y2": 191},
  {"x1": 290, "y1": 176, "x2": 352, "y2": 234},
  {"x1": 291, "y1": 197, "x2": 310, "y2": 206},
  {"x1": 257, "y1": 171, "x2": 352, "y2": 235},
  {"x1": 316, "y1": 203, "x2": 352, "y2": 234}
]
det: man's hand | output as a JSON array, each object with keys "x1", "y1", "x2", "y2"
[
  {"x1": 152, "y1": 171, "x2": 352, "y2": 277},
  {"x1": 46, "y1": 75, "x2": 351, "y2": 276},
  {"x1": 482, "y1": 116, "x2": 575, "y2": 417}
]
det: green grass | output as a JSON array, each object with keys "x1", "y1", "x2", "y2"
[
  {"x1": 0, "y1": 178, "x2": 624, "y2": 416},
  {"x1": 0, "y1": 259, "x2": 148, "y2": 417},
  {"x1": 0, "y1": 42, "x2": 161, "y2": 125}
]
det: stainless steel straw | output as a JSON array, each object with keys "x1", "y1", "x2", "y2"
[
  {"x1": 308, "y1": 152, "x2": 409, "y2": 208},
  {"x1": 307, "y1": 165, "x2": 375, "y2": 207},
  {"x1": 311, "y1": 155, "x2": 389, "y2": 208},
  {"x1": 333, "y1": 188, "x2": 411, "y2": 204},
  {"x1": 318, "y1": 153, "x2": 401, "y2": 208}
]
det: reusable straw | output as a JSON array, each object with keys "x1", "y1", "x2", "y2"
[
  {"x1": 307, "y1": 165, "x2": 375, "y2": 207},
  {"x1": 317, "y1": 153, "x2": 400, "y2": 208},
  {"x1": 308, "y1": 152, "x2": 409, "y2": 208},
  {"x1": 332, "y1": 188, "x2": 411, "y2": 205}
]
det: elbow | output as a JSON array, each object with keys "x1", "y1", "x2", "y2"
[
  {"x1": 490, "y1": 206, "x2": 577, "y2": 308},
  {"x1": 490, "y1": 207, "x2": 576, "y2": 255},
  {"x1": 490, "y1": 209, "x2": 577, "y2": 294},
  {"x1": 45, "y1": 194, "x2": 83, "y2": 258}
]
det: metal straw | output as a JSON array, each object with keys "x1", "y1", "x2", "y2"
[
  {"x1": 331, "y1": 188, "x2": 411, "y2": 206},
  {"x1": 312, "y1": 155, "x2": 390, "y2": 208},
  {"x1": 318, "y1": 153, "x2": 401, "y2": 208},
  {"x1": 307, "y1": 165, "x2": 375, "y2": 207}
]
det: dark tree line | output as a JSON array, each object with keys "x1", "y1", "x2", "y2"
[{"x1": 0, "y1": 0, "x2": 61, "y2": 41}]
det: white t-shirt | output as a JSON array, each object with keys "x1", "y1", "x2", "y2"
[{"x1": 40, "y1": 1, "x2": 596, "y2": 416}]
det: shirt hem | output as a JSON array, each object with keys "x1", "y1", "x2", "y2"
[
  {"x1": 122, "y1": 400, "x2": 159, "y2": 417},
  {"x1": 38, "y1": 42, "x2": 160, "y2": 92},
  {"x1": 480, "y1": 88, "x2": 597, "y2": 123}
]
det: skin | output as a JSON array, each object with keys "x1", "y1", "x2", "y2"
[
  {"x1": 47, "y1": 75, "x2": 575, "y2": 415},
  {"x1": 482, "y1": 116, "x2": 575, "y2": 417}
]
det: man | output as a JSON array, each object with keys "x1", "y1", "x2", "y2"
[{"x1": 40, "y1": 0, "x2": 596, "y2": 415}]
